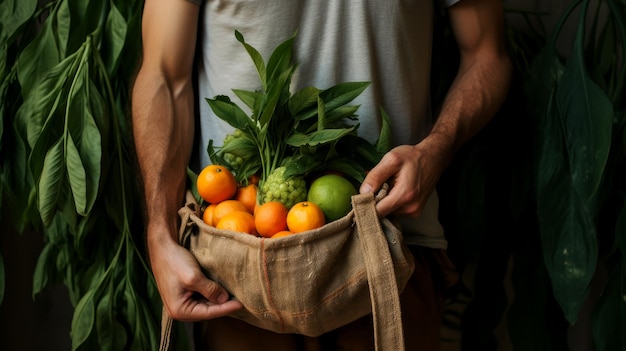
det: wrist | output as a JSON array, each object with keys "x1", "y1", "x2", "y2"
[{"x1": 419, "y1": 131, "x2": 456, "y2": 167}]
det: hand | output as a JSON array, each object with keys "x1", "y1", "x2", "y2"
[
  {"x1": 359, "y1": 138, "x2": 451, "y2": 218},
  {"x1": 149, "y1": 234, "x2": 243, "y2": 321}
]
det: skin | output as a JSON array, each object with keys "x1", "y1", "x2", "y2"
[
  {"x1": 131, "y1": 0, "x2": 511, "y2": 322},
  {"x1": 360, "y1": 0, "x2": 512, "y2": 218}
]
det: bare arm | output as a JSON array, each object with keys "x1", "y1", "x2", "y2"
[
  {"x1": 429, "y1": 0, "x2": 512, "y2": 160},
  {"x1": 132, "y1": 0, "x2": 241, "y2": 320},
  {"x1": 361, "y1": 0, "x2": 512, "y2": 217}
]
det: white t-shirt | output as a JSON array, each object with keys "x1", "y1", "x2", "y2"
[{"x1": 189, "y1": 0, "x2": 459, "y2": 249}]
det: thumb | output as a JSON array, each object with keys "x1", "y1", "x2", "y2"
[
  {"x1": 195, "y1": 275, "x2": 230, "y2": 304},
  {"x1": 359, "y1": 164, "x2": 390, "y2": 195}
]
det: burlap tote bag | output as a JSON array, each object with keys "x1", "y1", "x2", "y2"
[{"x1": 160, "y1": 185, "x2": 415, "y2": 351}]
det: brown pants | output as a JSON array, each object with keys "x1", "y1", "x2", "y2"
[{"x1": 194, "y1": 247, "x2": 458, "y2": 351}]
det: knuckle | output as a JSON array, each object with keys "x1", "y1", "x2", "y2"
[{"x1": 203, "y1": 282, "x2": 223, "y2": 300}]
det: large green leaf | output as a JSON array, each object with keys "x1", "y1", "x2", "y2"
[
  {"x1": 71, "y1": 288, "x2": 97, "y2": 350},
  {"x1": 95, "y1": 286, "x2": 128, "y2": 351},
  {"x1": 375, "y1": 107, "x2": 393, "y2": 154},
  {"x1": 235, "y1": 30, "x2": 266, "y2": 90},
  {"x1": 102, "y1": 3, "x2": 127, "y2": 75},
  {"x1": 532, "y1": 1, "x2": 614, "y2": 324},
  {"x1": 294, "y1": 82, "x2": 370, "y2": 121},
  {"x1": 555, "y1": 24, "x2": 613, "y2": 203},
  {"x1": 0, "y1": 0, "x2": 37, "y2": 43},
  {"x1": 265, "y1": 31, "x2": 295, "y2": 85},
  {"x1": 205, "y1": 96, "x2": 252, "y2": 131},
  {"x1": 20, "y1": 50, "x2": 77, "y2": 149},
  {"x1": 286, "y1": 127, "x2": 356, "y2": 147},
  {"x1": 288, "y1": 86, "x2": 321, "y2": 115},
  {"x1": 536, "y1": 89, "x2": 597, "y2": 324},
  {"x1": 38, "y1": 138, "x2": 66, "y2": 226},
  {"x1": 259, "y1": 64, "x2": 295, "y2": 128},
  {"x1": 66, "y1": 134, "x2": 88, "y2": 214},
  {"x1": 67, "y1": 66, "x2": 102, "y2": 216},
  {"x1": 32, "y1": 241, "x2": 57, "y2": 298},
  {"x1": 15, "y1": 5, "x2": 63, "y2": 95}
]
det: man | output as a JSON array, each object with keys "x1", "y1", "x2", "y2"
[{"x1": 131, "y1": 0, "x2": 511, "y2": 349}]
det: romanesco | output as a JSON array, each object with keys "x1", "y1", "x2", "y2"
[{"x1": 260, "y1": 166, "x2": 306, "y2": 209}]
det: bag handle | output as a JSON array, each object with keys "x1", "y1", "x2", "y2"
[
  {"x1": 159, "y1": 192, "x2": 199, "y2": 351},
  {"x1": 352, "y1": 190, "x2": 406, "y2": 351}
]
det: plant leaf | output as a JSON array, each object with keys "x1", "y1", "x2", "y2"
[
  {"x1": 95, "y1": 286, "x2": 128, "y2": 351},
  {"x1": 266, "y1": 32, "x2": 295, "y2": 84},
  {"x1": 66, "y1": 133, "x2": 87, "y2": 214},
  {"x1": 232, "y1": 89, "x2": 261, "y2": 110},
  {"x1": 283, "y1": 155, "x2": 322, "y2": 179},
  {"x1": 71, "y1": 288, "x2": 97, "y2": 350},
  {"x1": 535, "y1": 90, "x2": 597, "y2": 324},
  {"x1": 15, "y1": 6, "x2": 62, "y2": 95},
  {"x1": 376, "y1": 107, "x2": 393, "y2": 154},
  {"x1": 67, "y1": 75, "x2": 102, "y2": 217},
  {"x1": 294, "y1": 82, "x2": 370, "y2": 120},
  {"x1": 323, "y1": 158, "x2": 368, "y2": 184},
  {"x1": 21, "y1": 51, "x2": 77, "y2": 149},
  {"x1": 320, "y1": 82, "x2": 370, "y2": 111},
  {"x1": 259, "y1": 64, "x2": 295, "y2": 128},
  {"x1": 288, "y1": 86, "x2": 320, "y2": 115},
  {"x1": 555, "y1": 33, "x2": 613, "y2": 203},
  {"x1": 286, "y1": 128, "x2": 356, "y2": 147},
  {"x1": 235, "y1": 30, "x2": 266, "y2": 90},
  {"x1": 186, "y1": 167, "x2": 201, "y2": 204},
  {"x1": 205, "y1": 96, "x2": 252, "y2": 131},
  {"x1": 0, "y1": 0, "x2": 37, "y2": 44},
  {"x1": 102, "y1": 3, "x2": 127, "y2": 75},
  {"x1": 38, "y1": 138, "x2": 65, "y2": 226}
]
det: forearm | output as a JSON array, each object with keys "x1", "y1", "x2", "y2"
[
  {"x1": 426, "y1": 0, "x2": 512, "y2": 165},
  {"x1": 428, "y1": 50, "x2": 512, "y2": 163},
  {"x1": 132, "y1": 71, "x2": 195, "y2": 243}
]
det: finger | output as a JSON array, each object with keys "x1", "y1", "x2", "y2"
[
  {"x1": 374, "y1": 187, "x2": 403, "y2": 218},
  {"x1": 172, "y1": 296, "x2": 243, "y2": 321},
  {"x1": 359, "y1": 158, "x2": 396, "y2": 195},
  {"x1": 194, "y1": 275, "x2": 231, "y2": 304}
]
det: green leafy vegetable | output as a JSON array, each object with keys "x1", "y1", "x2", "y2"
[{"x1": 206, "y1": 31, "x2": 391, "y2": 203}]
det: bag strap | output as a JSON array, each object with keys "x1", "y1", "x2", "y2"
[
  {"x1": 352, "y1": 191, "x2": 406, "y2": 351},
  {"x1": 159, "y1": 192, "x2": 199, "y2": 351},
  {"x1": 159, "y1": 306, "x2": 174, "y2": 351}
]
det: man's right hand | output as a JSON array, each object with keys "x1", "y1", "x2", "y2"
[{"x1": 149, "y1": 234, "x2": 243, "y2": 321}]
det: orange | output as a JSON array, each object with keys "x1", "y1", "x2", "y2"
[
  {"x1": 212, "y1": 200, "x2": 249, "y2": 226},
  {"x1": 271, "y1": 230, "x2": 293, "y2": 238},
  {"x1": 254, "y1": 201, "x2": 289, "y2": 238},
  {"x1": 197, "y1": 165, "x2": 237, "y2": 203},
  {"x1": 236, "y1": 184, "x2": 258, "y2": 213},
  {"x1": 216, "y1": 211, "x2": 256, "y2": 235},
  {"x1": 202, "y1": 203, "x2": 218, "y2": 226},
  {"x1": 286, "y1": 201, "x2": 325, "y2": 233}
]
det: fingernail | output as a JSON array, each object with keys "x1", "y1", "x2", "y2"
[
  {"x1": 360, "y1": 183, "x2": 372, "y2": 194},
  {"x1": 217, "y1": 291, "x2": 229, "y2": 303}
]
